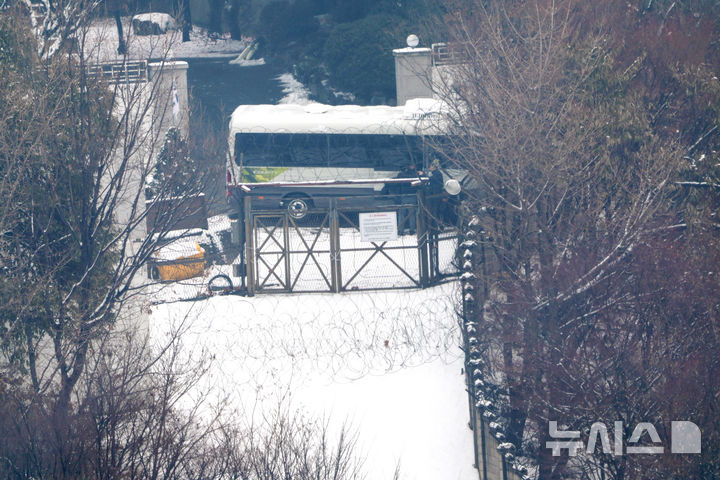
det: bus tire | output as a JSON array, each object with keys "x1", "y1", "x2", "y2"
[{"x1": 284, "y1": 194, "x2": 312, "y2": 219}]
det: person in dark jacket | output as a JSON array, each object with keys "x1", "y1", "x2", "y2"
[
  {"x1": 394, "y1": 161, "x2": 419, "y2": 234},
  {"x1": 396, "y1": 162, "x2": 418, "y2": 184},
  {"x1": 422, "y1": 158, "x2": 444, "y2": 230}
]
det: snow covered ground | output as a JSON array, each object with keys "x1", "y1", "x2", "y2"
[
  {"x1": 149, "y1": 282, "x2": 477, "y2": 480},
  {"x1": 145, "y1": 220, "x2": 474, "y2": 479},
  {"x1": 277, "y1": 73, "x2": 312, "y2": 104},
  {"x1": 83, "y1": 17, "x2": 250, "y2": 63}
]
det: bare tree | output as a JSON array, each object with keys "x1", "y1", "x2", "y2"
[
  {"x1": 0, "y1": 2, "x2": 214, "y2": 468},
  {"x1": 0, "y1": 6, "x2": 374, "y2": 479},
  {"x1": 12, "y1": 0, "x2": 102, "y2": 58},
  {"x1": 0, "y1": 300, "x2": 369, "y2": 479},
  {"x1": 431, "y1": 1, "x2": 696, "y2": 478}
]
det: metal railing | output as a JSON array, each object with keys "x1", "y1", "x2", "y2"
[
  {"x1": 87, "y1": 60, "x2": 148, "y2": 84},
  {"x1": 432, "y1": 43, "x2": 469, "y2": 67}
]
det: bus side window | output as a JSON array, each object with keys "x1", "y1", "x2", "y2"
[
  {"x1": 367, "y1": 135, "x2": 387, "y2": 168},
  {"x1": 373, "y1": 135, "x2": 411, "y2": 170},
  {"x1": 287, "y1": 134, "x2": 323, "y2": 167},
  {"x1": 422, "y1": 135, "x2": 450, "y2": 170},
  {"x1": 404, "y1": 135, "x2": 423, "y2": 170},
  {"x1": 267, "y1": 133, "x2": 291, "y2": 166},
  {"x1": 360, "y1": 135, "x2": 377, "y2": 167},
  {"x1": 329, "y1": 134, "x2": 366, "y2": 167}
]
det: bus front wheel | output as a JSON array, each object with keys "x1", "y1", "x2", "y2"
[{"x1": 284, "y1": 195, "x2": 312, "y2": 219}]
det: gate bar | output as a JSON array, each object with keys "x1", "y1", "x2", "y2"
[
  {"x1": 232, "y1": 177, "x2": 429, "y2": 189},
  {"x1": 330, "y1": 199, "x2": 342, "y2": 293},
  {"x1": 417, "y1": 191, "x2": 430, "y2": 288},
  {"x1": 283, "y1": 215, "x2": 291, "y2": 290},
  {"x1": 244, "y1": 196, "x2": 256, "y2": 296}
]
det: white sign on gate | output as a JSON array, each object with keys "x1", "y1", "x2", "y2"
[{"x1": 359, "y1": 212, "x2": 398, "y2": 242}]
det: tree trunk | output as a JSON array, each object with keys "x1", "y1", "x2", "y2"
[
  {"x1": 228, "y1": 0, "x2": 242, "y2": 40},
  {"x1": 209, "y1": 0, "x2": 223, "y2": 34},
  {"x1": 174, "y1": 0, "x2": 192, "y2": 42},
  {"x1": 114, "y1": 11, "x2": 126, "y2": 55},
  {"x1": 182, "y1": 2, "x2": 192, "y2": 42}
]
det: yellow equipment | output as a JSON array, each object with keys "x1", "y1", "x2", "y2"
[{"x1": 151, "y1": 242, "x2": 205, "y2": 281}]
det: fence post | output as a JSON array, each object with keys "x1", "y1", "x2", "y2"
[
  {"x1": 463, "y1": 275, "x2": 483, "y2": 478},
  {"x1": 430, "y1": 228, "x2": 439, "y2": 280},
  {"x1": 480, "y1": 414, "x2": 488, "y2": 480},
  {"x1": 461, "y1": 217, "x2": 484, "y2": 479},
  {"x1": 283, "y1": 214, "x2": 291, "y2": 291},
  {"x1": 329, "y1": 199, "x2": 342, "y2": 292},
  {"x1": 417, "y1": 190, "x2": 429, "y2": 287},
  {"x1": 244, "y1": 195, "x2": 255, "y2": 296}
]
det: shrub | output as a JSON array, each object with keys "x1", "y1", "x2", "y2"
[
  {"x1": 323, "y1": 14, "x2": 406, "y2": 103},
  {"x1": 259, "y1": 0, "x2": 318, "y2": 47}
]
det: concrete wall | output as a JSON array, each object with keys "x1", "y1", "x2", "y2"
[
  {"x1": 148, "y1": 60, "x2": 190, "y2": 139},
  {"x1": 393, "y1": 47, "x2": 433, "y2": 106},
  {"x1": 470, "y1": 414, "x2": 523, "y2": 480}
]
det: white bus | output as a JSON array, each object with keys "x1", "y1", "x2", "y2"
[{"x1": 226, "y1": 99, "x2": 453, "y2": 218}]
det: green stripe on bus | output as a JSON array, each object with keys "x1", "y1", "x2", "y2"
[{"x1": 241, "y1": 167, "x2": 288, "y2": 182}]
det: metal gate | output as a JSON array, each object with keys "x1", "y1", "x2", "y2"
[
  {"x1": 242, "y1": 195, "x2": 458, "y2": 295},
  {"x1": 250, "y1": 211, "x2": 334, "y2": 292}
]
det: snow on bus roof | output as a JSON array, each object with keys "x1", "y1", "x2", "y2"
[{"x1": 228, "y1": 98, "x2": 445, "y2": 137}]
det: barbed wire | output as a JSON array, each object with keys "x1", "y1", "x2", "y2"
[{"x1": 148, "y1": 281, "x2": 463, "y2": 404}]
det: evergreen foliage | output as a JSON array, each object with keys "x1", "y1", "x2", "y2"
[
  {"x1": 0, "y1": 26, "x2": 117, "y2": 370},
  {"x1": 323, "y1": 14, "x2": 405, "y2": 102},
  {"x1": 258, "y1": 0, "x2": 319, "y2": 47},
  {"x1": 148, "y1": 126, "x2": 194, "y2": 198}
]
